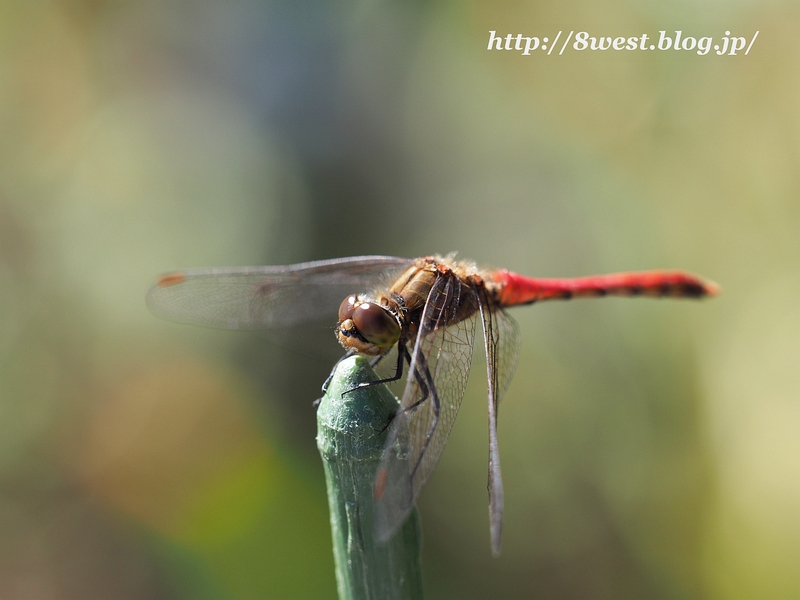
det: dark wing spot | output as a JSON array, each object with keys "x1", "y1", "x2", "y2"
[
  {"x1": 156, "y1": 272, "x2": 186, "y2": 287},
  {"x1": 374, "y1": 468, "x2": 389, "y2": 500}
]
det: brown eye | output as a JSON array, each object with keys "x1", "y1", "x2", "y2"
[
  {"x1": 353, "y1": 303, "x2": 401, "y2": 348},
  {"x1": 338, "y1": 295, "x2": 357, "y2": 322}
]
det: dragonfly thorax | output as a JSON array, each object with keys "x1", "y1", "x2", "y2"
[{"x1": 336, "y1": 294, "x2": 402, "y2": 356}]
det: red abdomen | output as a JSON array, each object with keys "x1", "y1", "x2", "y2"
[{"x1": 493, "y1": 270, "x2": 720, "y2": 307}]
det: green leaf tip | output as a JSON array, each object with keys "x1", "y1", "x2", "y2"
[{"x1": 316, "y1": 354, "x2": 424, "y2": 600}]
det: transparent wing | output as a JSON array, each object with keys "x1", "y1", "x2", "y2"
[
  {"x1": 487, "y1": 305, "x2": 521, "y2": 406},
  {"x1": 146, "y1": 256, "x2": 413, "y2": 329},
  {"x1": 374, "y1": 274, "x2": 479, "y2": 542},
  {"x1": 478, "y1": 289, "x2": 521, "y2": 556}
]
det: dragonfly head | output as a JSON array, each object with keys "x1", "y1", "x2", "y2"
[{"x1": 336, "y1": 294, "x2": 401, "y2": 356}]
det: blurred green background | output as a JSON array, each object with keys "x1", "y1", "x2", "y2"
[{"x1": 1, "y1": 1, "x2": 797, "y2": 598}]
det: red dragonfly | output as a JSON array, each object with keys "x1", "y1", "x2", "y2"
[{"x1": 147, "y1": 254, "x2": 718, "y2": 554}]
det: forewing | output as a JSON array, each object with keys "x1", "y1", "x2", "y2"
[
  {"x1": 146, "y1": 256, "x2": 412, "y2": 329},
  {"x1": 374, "y1": 275, "x2": 478, "y2": 542},
  {"x1": 479, "y1": 289, "x2": 521, "y2": 555}
]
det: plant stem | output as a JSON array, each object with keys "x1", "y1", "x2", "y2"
[{"x1": 317, "y1": 355, "x2": 424, "y2": 600}]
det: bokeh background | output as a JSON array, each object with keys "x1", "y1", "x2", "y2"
[{"x1": 1, "y1": 1, "x2": 797, "y2": 598}]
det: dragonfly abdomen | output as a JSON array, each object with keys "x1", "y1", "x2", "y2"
[{"x1": 493, "y1": 270, "x2": 720, "y2": 306}]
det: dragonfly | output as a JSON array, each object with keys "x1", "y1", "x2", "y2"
[{"x1": 146, "y1": 254, "x2": 718, "y2": 555}]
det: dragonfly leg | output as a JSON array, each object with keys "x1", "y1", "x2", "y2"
[
  {"x1": 315, "y1": 349, "x2": 357, "y2": 407},
  {"x1": 406, "y1": 355, "x2": 439, "y2": 493},
  {"x1": 369, "y1": 353, "x2": 386, "y2": 369},
  {"x1": 341, "y1": 343, "x2": 408, "y2": 398},
  {"x1": 401, "y1": 357, "x2": 431, "y2": 413}
]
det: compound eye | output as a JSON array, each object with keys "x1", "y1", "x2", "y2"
[
  {"x1": 338, "y1": 295, "x2": 357, "y2": 322},
  {"x1": 353, "y1": 303, "x2": 401, "y2": 348}
]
